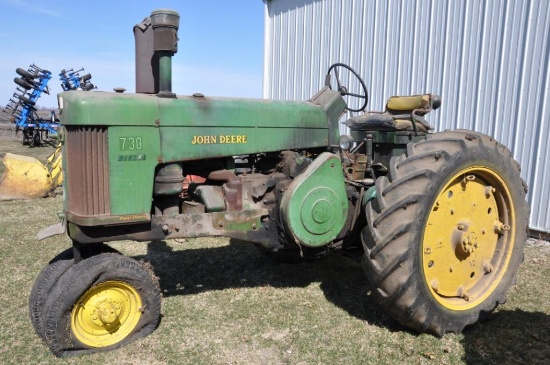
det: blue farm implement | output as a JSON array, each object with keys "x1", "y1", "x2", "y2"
[
  {"x1": 3, "y1": 65, "x2": 96, "y2": 146},
  {"x1": 3, "y1": 64, "x2": 56, "y2": 146},
  {"x1": 59, "y1": 68, "x2": 96, "y2": 91},
  {"x1": 0, "y1": 66, "x2": 94, "y2": 199}
]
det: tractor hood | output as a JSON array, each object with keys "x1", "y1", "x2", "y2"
[{"x1": 59, "y1": 89, "x2": 344, "y2": 130}]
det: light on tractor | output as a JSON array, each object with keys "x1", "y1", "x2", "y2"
[{"x1": 338, "y1": 134, "x2": 355, "y2": 151}]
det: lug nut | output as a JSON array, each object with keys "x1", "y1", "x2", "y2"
[{"x1": 482, "y1": 261, "x2": 493, "y2": 274}]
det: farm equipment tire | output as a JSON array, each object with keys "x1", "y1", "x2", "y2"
[
  {"x1": 18, "y1": 95, "x2": 35, "y2": 106},
  {"x1": 361, "y1": 130, "x2": 529, "y2": 336},
  {"x1": 80, "y1": 73, "x2": 92, "y2": 82},
  {"x1": 42, "y1": 253, "x2": 161, "y2": 357},
  {"x1": 31, "y1": 131, "x2": 41, "y2": 146},
  {"x1": 16, "y1": 67, "x2": 35, "y2": 80},
  {"x1": 14, "y1": 77, "x2": 33, "y2": 90},
  {"x1": 29, "y1": 244, "x2": 119, "y2": 343}
]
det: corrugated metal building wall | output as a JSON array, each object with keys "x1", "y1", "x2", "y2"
[{"x1": 263, "y1": 0, "x2": 550, "y2": 235}]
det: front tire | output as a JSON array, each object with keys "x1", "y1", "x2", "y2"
[
  {"x1": 42, "y1": 253, "x2": 161, "y2": 357},
  {"x1": 362, "y1": 130, "x2": 529, "y2": 335},
  {"x1": 29, "y1": 249, "x2": 73, "y2": 342},
  {"x1": 29, "y1": 244, "x2": 120, "y2": 343}
]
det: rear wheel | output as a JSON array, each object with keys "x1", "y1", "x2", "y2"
[
  {"x1": 362, "y1": 130, "x2": 528, "y2": 335},
  {"x1": 42, "y1": 253, "x2": 161, "y2": 357}
]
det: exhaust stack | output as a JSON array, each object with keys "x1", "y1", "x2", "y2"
[{"x1": 134, "y1": 9, "x2": 180, "y2": 97}]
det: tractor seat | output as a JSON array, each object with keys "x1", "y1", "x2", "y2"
[{"x1": 344, "y1": 94, "x2": 441, "y2": 133}]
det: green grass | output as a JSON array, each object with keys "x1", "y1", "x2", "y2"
[
  {"x1": 0, "y1": 144, "x2": 548, "y2": 364},
  {"x1": 0, "y1": 138, "x2": 56, "y2": 160}
]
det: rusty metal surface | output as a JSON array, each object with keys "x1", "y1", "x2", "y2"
[
  {"x1": 207, "y1": 170, "x2": 239, "y2": 183},
  {"x1": 65, "y1": 126, "x2": 110, "y2": 216},
  {"x1": 68, "y1": 208, "x2": 270, "y2": 246},
  {"x1": 223, "y1": 181, "x2": 242, "y2": 212},
  {"x1": 134, "y1": 17, "x2": 158, "y2": 94}
]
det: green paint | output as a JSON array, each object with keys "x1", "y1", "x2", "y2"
[
  {"x1": 59, "y1": 88, "x2": 346, "y2": 218},
  {"x1": 60, "y1": 90, "x2": 341, "y2": 161},
  {"x1": 107, "y1": 126, "x2": 160, "y2": 215},
  {"x1": 60, "y1": 91, "x2": 159, "y2": 126},
  {"x1": 280, "y1": 152, "x2": 348, "y2": 247},
  {"x1": 362, "y1": 186, "x2": 377, "y2": 210},
  {"x1": 158, "y1": 53, "x2": 173, "y2": 93}
]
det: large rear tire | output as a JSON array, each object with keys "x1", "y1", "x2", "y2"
[
  {"x1": 42, "y1": 253, "x2": 161, "y2": 357},
  {"x1": 362, "y1": 130, "x2": 529, "y2": 335}
]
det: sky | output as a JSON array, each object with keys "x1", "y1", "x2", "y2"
[{"x1": 0, "y1": 0, "x2": 265, "y2": 108}]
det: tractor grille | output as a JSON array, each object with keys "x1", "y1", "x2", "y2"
[{"x1": 65, "y1": 126, "x2": 110, "y2": 216}]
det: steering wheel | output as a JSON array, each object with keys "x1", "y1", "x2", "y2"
[{"x1": 325, "y1": 63, "x2": 369, "y2": 112}]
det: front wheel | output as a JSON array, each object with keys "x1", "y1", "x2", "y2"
[
  {"x1": 29, "y1": 244, "x2": 120, "y2": 343},
  {"x1": 42, "y1": 253, "x2": 161, "y2": 357},
  {"x1": 362, "y1": 130, "x2": 529, "y2": 335}
]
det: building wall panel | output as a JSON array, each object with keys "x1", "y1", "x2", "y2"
[{"x1": 263, "y1": 0, "x2": 550, "y2": 233}]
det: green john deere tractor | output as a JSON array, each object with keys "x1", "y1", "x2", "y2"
[{"x1": 31, "y1": 9, "x2": 529, "y2": 357}]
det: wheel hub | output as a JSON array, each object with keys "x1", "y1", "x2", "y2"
[
  {"x1": 461, "y1": 231, "x2": 478, "y2": 254},
  {"x1": 71, "y1": 281, "x2": 142, "y2": 347},
  {"x1": 422, "y1": 167, "x2": 515, "y2": 310},
  {"x1": 93, "y1": 299, "x2": 122, "y2": 326}
]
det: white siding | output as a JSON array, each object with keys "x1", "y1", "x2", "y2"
[{"x1": 263, "y1": 0, "x2": 550, "y2": 234}]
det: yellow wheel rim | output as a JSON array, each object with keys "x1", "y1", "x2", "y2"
[
  {"x1": 71, "y1": 281, "x2": 142, "y2": 347},
  {"x1": 423, "y1": 167, "x2": 515, "y2": 310}
]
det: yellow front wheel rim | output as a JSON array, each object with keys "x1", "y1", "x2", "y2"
[
  {"x1": 71, "y1": 281, "x2": 142, "y2": 347},
  {"x1": 423, "y1": 167, "x2": 515, "y2": 310}
]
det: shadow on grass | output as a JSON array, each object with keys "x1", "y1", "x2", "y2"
[
  {"x1": 129, "y1": 238, "x2": 549, "y2": 363},
  {"x1": 130, "y1": 238, "x2": 402, "y2": 333},
  {"x1": 460, "y1": 309, "x2": 550, "y2": 365}
]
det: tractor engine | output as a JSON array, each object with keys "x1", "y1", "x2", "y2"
[{"x1": 150, "y1": 148, "x2": 357, "y2": 256}]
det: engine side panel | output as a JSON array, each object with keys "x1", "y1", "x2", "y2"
[{"x1": 280, "y1": 152, "x2": 348, "y2": 247}]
